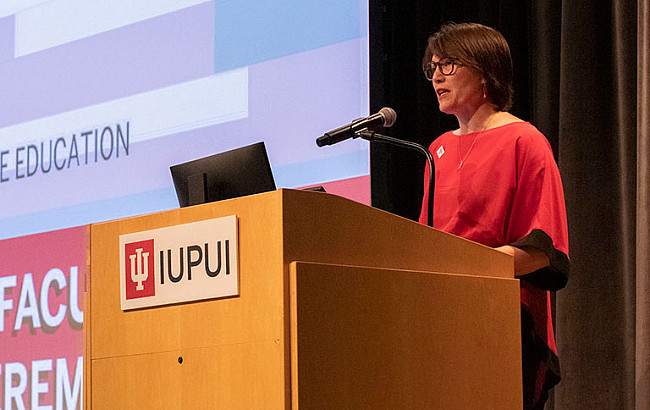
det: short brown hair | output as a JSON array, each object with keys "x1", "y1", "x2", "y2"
[{"x1": 423, "y1": 22, "x2": 514, "y2": 111}]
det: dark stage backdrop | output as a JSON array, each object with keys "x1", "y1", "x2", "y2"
[{"x1": 369, "y1": 0, "x2": 650, "y2": 409}]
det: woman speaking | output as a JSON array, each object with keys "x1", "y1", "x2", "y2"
[{"x1": 419, "y1": 23, "x2": 570, "y2": 410}]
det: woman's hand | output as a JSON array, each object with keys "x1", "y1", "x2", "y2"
[{"x1": 495, "y1": 245, "x2": 550, "y2": 276}]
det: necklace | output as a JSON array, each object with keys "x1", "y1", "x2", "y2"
[{"x1": 457, "y1": 116, "x2": 494, "y2": 170}]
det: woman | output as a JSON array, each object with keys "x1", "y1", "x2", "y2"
[{"x1": 419, "y1": 23, "x2": 570, "y2": 410}]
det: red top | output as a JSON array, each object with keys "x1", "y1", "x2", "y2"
[
  {"x1": 419, "y1": 122, "x2": 568, "y2": 255},
  {"x1": 419, "y1": 121, "x2": 570, "y2": 406}
]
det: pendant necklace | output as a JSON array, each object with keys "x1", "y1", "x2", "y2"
[{"x1": 457, "y1": 116, "x2": 494, "y2": 170}]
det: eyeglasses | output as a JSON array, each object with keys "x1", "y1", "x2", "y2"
[{"x1": 423, "y1": 58, "x2": 461, "y2": 80}]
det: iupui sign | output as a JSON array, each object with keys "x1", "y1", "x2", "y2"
[{"x1": 119, "y1": 215, "x2": 239, "y2": 310}]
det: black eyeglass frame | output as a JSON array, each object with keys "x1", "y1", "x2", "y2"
[{"x1": 423, "y1": 58, "x2": 462, "y2": 80}]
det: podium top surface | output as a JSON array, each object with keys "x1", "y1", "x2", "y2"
[{"x1": 91, "y1": 188, "x2": 513, "y2": 279}]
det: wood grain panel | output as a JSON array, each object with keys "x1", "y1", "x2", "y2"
[
  {"x1": 290, "y1": 262, "x2": 522, "y2": 410},
  {"x1": 87, "y1": 192, "x2": 288, "y2": 409},
  {"x1": 91, "y1": 342, "x2": 285, "y2": 410}
]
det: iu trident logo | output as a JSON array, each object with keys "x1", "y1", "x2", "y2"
[{"x1": 124, "y1": 240, "x2": 156, "y2": 300}]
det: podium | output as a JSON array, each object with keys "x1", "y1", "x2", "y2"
[{"x1": 84, "y1": 189, "x2": 522, "y2": 409}]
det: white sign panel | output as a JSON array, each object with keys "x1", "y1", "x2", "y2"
[{"x1": 118, "y1": 215, "x2": 238, "y2": 310}]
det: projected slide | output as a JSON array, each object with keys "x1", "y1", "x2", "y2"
[
  {"x1": 0, "y1": 227, "x2": 86, "y2": 409},
  {"x1": 0, "y1": 0, "x2": 369, "y2": 240}
]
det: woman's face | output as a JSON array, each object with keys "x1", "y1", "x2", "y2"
[{"x1": 430, "y1": 55, "x2": 486, "y2": 120}]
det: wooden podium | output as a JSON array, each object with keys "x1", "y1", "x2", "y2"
[{"x1": 84, "y1": 189, "x2": 522, "y2": 409}]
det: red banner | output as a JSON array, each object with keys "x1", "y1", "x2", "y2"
[{"x1": 0, "y1": 226, "x2": 86, "y2": 409}]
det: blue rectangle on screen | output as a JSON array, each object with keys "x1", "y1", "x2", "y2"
[
  {"x1": 0, "y1": 16, "x2": 15, "y2": 63},
  {"x1": 214, "y1": 0, "x2": 364, "y2": 72}
]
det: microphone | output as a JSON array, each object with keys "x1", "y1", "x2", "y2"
[{"x1": 316, "y1": 107, "x2": 397, "y2": 147}]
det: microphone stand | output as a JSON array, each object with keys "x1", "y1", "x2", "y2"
[{"x1": 356, "y1": 130, "x2": 435, "y2": 228}]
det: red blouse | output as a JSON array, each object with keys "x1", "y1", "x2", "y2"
[{"x1": 419, "y1": 121, "x2": 570, "y2": 407}]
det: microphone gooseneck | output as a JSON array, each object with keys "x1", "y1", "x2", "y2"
[{"x1": 356, "y1": 129, "x2": 435, "y2": 228}]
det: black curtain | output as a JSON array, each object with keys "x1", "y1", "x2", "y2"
[
  {"x1": 553, "y1": 0, "x2": 638, "y2": 408},
  {"x1": 370, "y1": 0, "x2": 647, "y2": 409}
]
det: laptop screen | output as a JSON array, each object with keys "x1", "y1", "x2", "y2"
[{"x1": 170, "y1": 141, "x2": 276, "y2": 207}]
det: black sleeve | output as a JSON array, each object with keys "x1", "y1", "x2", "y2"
[{"x1": 511, "y1": 229, "x2": 570, "y2": 291}]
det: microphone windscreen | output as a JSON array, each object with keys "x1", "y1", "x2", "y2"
[{"x1": 379, "y1": 107, "x2": 397, "y2": 127}]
